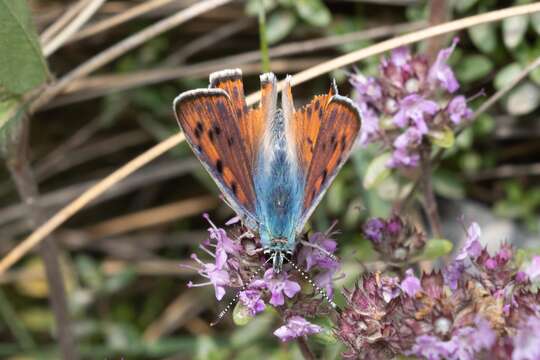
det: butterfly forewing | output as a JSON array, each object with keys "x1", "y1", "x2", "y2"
[
  {"x1": 297, "y1": 94, "x2": 361, "y2": 231},
  {"x1": 173, "y1": 80, "x2": 257, "y2": 218}
]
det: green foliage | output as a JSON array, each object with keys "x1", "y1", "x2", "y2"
[
  {"x1": 455, "y1": 54, "x2": 494, "y2": 83},
  {"x1": 418, "y1": 238, "x2": 454, "y2": 260},
  {"x1": 363, "y1": 152, "x2": 391, "y2": 190},
  {"x1": 0, "y1": 0, "x2": 48, "y2": 96}
]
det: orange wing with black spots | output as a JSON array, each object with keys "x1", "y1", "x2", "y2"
[
  {"x1": 173, "y1": 69, "x2": 258, "y2": 220},
  {"x1": 290, "y1": 81, "x2": 337, "y2": 171},
  {"x1": 296, "y1": 93, "x2": 361, "y2": 231}
]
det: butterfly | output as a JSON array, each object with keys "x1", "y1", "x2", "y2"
[{"x1": 173, "y1": 69, "x2": 361, "y2": 273}]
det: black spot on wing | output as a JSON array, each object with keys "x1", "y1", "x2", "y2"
[
  {"x1": 340, "y1": 135, "x2": 347, "y2": 152},
  {"x1": 207, "y1": 129, "x2": 215, "y2": 143},
  {"x1": 216, "y1": 159, "x2": 223, "y2": 174},
  {"x1": 231, "y1": 181, "x2": 238, "y2": 195},
  {"x1": 321, "y1": 169, "x2": 328, "y2": 184},
  {"x1": 227, "y1": 136, "x2": 235, "y2": 147},
  {"x1": 214, "y1": 125, "x2": 221, "y2": 136}
]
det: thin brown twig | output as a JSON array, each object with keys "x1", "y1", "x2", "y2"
[
  {"x1": 426, "y1": 0, "x2": 450, "y2": 61},
  {"x1": 42, "y1": 0, "x2": 106, "y2": 57},
  {"x1": 68, "y1": 0, "x2": 179, "y2": 43},
  {"x1": 4, "y1": 118, "x2": 79, "y2": 360},
  {"x1": 48, "y1": 57, "x2": 328, "y2": 108},
  {"x1": 83, "y1": 195, "x2": 218, "y2": 238},
  {"x1": 162, "y1": 17, "x2": 255, "y2": 66},
  {"x1": 2, "y1": 3, "x2": 540, "y2": 276},
  {"x1": 30, "y1": 0, "x2": 233, "y2": 113},
  {"x1": 297, "y1": 337, "x2": 316, "y2": 360},
  {"x1": 0, "y1": 159, "x2": 199, "y2": 227},
  {"x1": 50, "y1": 21, "x2": 424, "y2": 106},
  {"x1": 40, "y1": 0, "x2": 89, "y2": 45}
]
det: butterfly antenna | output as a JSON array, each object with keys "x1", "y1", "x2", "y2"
[
  {"x1": 284, "y1": 255, "x2": 338, "y2": 310},
  {"x1": 210, "y1": 256, "x2": 272, "y2": 326}
]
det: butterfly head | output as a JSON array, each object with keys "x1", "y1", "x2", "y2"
[{"x1": 262, "y1": 236, "x2": 293, "y2": 273}]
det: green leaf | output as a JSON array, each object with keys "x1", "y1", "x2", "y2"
[
  {"x1": 295, "y1": 0, "x2": 331, "y2": 27},
  {"x1": 266, "y1": 10, "x2": 296, "y2": 44},
  {"x1": 363, "y1": 152, "x2": 391, "y2": 190},
  {"x1": 502, "y1": 15, "x2": 528, "y2": 49},
  {"x1": 455, "y1": 55, "x2": 493, "y2": 83},
  {"x1": 531, "y1": 12, "x2": 540, "y2": 35},
  {"x1": 494, "y1": 63, "x2": 523, "y2": 90},
  {"x1": 0, "y1": 0, "x2": 48, "y2": 95},
  {"x1": 505, "y1": 82, "x2": 540, "y2": 115},
  {"x1": 232, "y1": 302, "x2": 253, "y2": 326},
  {"x1": 245, "y1": 0, "x2": 276, "y2": 16},
  {"x1": 454, "y1": 0, "x2": 479, "y2": 12},
  {"x1": 428, "y1": 126, "x2": 455, "y2": 148},
  {"x1": 432, "y1": 170, "x2": 465, "y2": 199},
  {"x1": 468, "y1": 23, "x2": 497, "y2": 54},
  {"x1": 419, "y1": 238, "x2": 453, "y2": 260}
]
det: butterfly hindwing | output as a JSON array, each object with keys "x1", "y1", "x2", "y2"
[
  {"x1": 173, "y1": 70, "x2": 258, "y2": 221},
  {"x1": 296, "y1": 92, "x2": 361, "y2": 231}
]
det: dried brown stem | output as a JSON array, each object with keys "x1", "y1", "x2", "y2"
[
  {"x1": 297, "y1": 337, "x2": 316, "y2": 360},
  {"x1": 4, "y1": 118, "x2": 79, "y2": 360},
  {"x1": 420, "y1": 148, "x2": 442, "y2": 238},
  {"x1": 426, "y1": 0, "x2": 449, "y2": 61}
]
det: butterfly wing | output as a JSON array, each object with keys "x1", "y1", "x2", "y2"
[
  {"x1": 292, "y1": 82, "x2": 362, "y2": 233},
  {"x1": 173, "y1": 69, "x2": 258, "y2": 224}
]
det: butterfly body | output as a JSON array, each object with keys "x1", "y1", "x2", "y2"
[{"x1": 174, "y1": 69, "x2": 361, "y2": 273}]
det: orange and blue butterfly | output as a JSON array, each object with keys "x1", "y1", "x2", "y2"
[{"x1": 173, "y1": 69, "x2": 361, "y2": 273}]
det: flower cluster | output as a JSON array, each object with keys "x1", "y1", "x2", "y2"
[
  {"x1": 363, "y1": 214, "x2": 426, "y2": 264},
  {"x1": 351, "y1": 38, "x2": 474, "y2": 169},
  {"x1": 337, "y1": 220, "x2": 540, "y2": 359},
  {"x1": 182, "y1": 214, "x2": 340, "y2": 342}
]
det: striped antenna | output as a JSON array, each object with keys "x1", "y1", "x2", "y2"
[
  {"x1": 210, "y1": 256, "x2": 271, "y2": 326},
  {"x1": 284, "y1": 255, "x2": 338, "y2": 309}
]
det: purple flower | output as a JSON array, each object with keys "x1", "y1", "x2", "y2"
[
  {"x1": 401, "y1": 269, "x2": 422, "y2": 297},
  {"x1": 204, "y1": 213, "x2": 242, "y2": 256},
  {"x1": 297, "y1": 232, "x2": 338, "y2": 271},
  {"x1": 393, "y1": 94, "x2": 439, "y2": 135},
  {"x1": 428, "y1": 37, "x2": 460, "y2": 93},
  {"x1": 408, "y1": 335, "x2": 456, "y2": 360},
  {"x1": 388, "y1": 147, "x2": 420, "y2": 168},
  {"x1": 357, "y1": 102, "x2": 380, "y2": 146},
  {"x1": 186, "y1": 253, "x2": 230, "y2": 300},
  {"x1": 524, "y1": 256, "x2": 540, "y2": 281},
  {"x1": 381, "y1": 276, "x2": 401, "y2": 303},
  {"x1": 252, "y1": 269, "x2": 301, "y2": 306},
  {"x1": 444, "y1": 259, "x2": 465, "y2": 290},
  {"x1": 457, "y1": 222, "x2": 482, "y2": 261},
  {"x1": 351, "y1": 74, "x2": 382, "y2": 102},
  {"x1": 386, "y1": 215, "x2": 402, "y2": 236},
  {"x1": 273, "y1": 316, "x2": 322, "y2": 342},
  {"x1": 390, "y1": 46, "x2": 412, "y2": 68},
  {"x1": 314, "y1": 267, "x2": 337, "y2": 298},
  {"x1": 447, "y1": 96, "x2": 473, "y2": 125},
  {"x1": 472, "y1": 317, "x2": 496, "y2": 351},
  {"x1": 363, "y1": 218, "x2": 386, "y2": 243},
  {"x1": 512, "y1": 316, "x2": 540, "y2": 360},
  {"x1": 239, "y1": 289, "x2": 265, "y2": 316}
]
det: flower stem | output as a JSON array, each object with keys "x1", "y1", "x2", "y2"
[
  {"x1": 426, "y1": 0, "x2": 449, "y2": 61},
  {"x1": 258, "y1": 0, "x2": 270, "y2": 73},
  {"x1": 4, "y1": 117, "x2": 80, "y2": 360},
  {"x1": 297, "y1": 337, "x2": 316, "y2": 360},
  {"x1": 420, "y1": 148, "x2": 443, "y2": 238}
]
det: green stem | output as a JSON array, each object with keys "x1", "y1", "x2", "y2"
[{"x1": 258, "y1": 0, "x2": 270, "y2": 73}]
